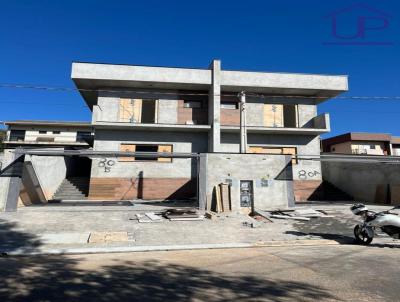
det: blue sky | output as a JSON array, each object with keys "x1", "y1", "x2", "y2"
[{"x1": 0, "y1": 0, "x2": 399, "y2": 137}]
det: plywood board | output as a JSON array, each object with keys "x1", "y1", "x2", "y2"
[
  {"x1": 119, "y1": 98, "x2": 134, "y2": 122},
  {"x1": 248, "y1": 146, "x2": 265, "y2": 154},
  {"x1": 264, "y1": 104, "x2": 283, "y2": 127},
  {"x1": 119, "y1": 144, "x2": 136, "y2": 162},
  {"x1": 220, "y1": 183, "x2": 231, "y2": 212},
  {"x1": 158, "y1": 145, "x2": 172, "y2": 162},
  {"x1": 283, "y1": 147, "x2": 297, "y2": 164}
]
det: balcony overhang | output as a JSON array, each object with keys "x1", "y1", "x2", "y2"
[
  {"x1": 72, "y1": 61, "x2": 348, "y2": 108},
  {"x1": 221, "y1": 126, "x2": 330, "y2": 135},
  {"x1": 72, "y1": 62, "x2": 212, "y2": 108},
  {"x1": 93, "y1": 122, "x2": 211, "y2": 132},
  {"x1": 4, "y1": 141, "x2": 89, "y2": 146},
  {"x1": 221, "y1": 70, "x2": 348, "y2": 104}
]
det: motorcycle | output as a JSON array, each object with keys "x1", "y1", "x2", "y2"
[{"x1": 350, "y1": 203, "x2": 400, "y2": 245}]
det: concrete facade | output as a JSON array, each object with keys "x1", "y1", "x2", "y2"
[
  {"x1": 71, "y1": 59, "x2": 347, "y2": 204},
  {"x1": 200, "y1": 153, "x2": 293, "y2": 211},
  {"x1": 322, "y1": 161, "x2": 400, "y2": 204},
  {"x1": 91, "y1": 130, "x2": 207, "y2": 179},
  {"x1": 0, "y1": 149, "x2": 15, "y2": 211}
]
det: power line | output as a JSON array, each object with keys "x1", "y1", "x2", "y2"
[{"x1": 2, "y1": 83, "x2": 400, "y2": 100}]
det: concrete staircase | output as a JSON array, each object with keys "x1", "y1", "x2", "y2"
[{"x1": 52, "y1": 177, "x2": 90, "y2": 200}]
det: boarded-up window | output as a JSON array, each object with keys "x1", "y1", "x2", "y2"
[
  {"x1": 119, "y1": 144, "x2": 136, "y2": 162},
  {"x1": 119, "y1": 144, "x2": 172, "y2": 162},
  {"x1": 263, "y1": 104, "x2": 298, "y2": 128},
  {"x1": 119, "y1": 99, "x2": 157, "y2": 123},
  {"x1": 248, "y1": 146, "x2": 297, "y2": 164},
  {"x1": 157, "y1": 145, "x2": 173, "y2": 162},
  {"x1": 264, "y1": 104, "x2": 283, "y2": 127}
]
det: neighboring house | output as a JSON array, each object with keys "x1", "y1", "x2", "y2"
[
  {"x1": 322, "y1": 132, "x2": 400, "y2": 156},
  {"x1": 1, "y1": 121, "x2": 94, "y2": 206},
  {"x1": 0, "y1": 130, "x2": 5, "y2": 169},
  {"x1": 4, "y1": 120, "x2": 93, "y2": 149},
  {"x1": 71, "y1": 59, "x2": 348, "y2": 203}
]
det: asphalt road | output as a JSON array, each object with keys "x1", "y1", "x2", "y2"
[{"x1": 1, "y1": 244, "x2": 399, "y2": 301}]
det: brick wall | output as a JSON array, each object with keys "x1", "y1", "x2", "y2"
[{"x1": 88, "y1": 177, "x2": 195, "y2": 200}]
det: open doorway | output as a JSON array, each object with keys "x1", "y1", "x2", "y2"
[{"x1": 141, "y1": 99, "x2": 157, "y2": 123}]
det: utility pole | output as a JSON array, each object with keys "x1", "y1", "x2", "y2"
[{"x1": 239, "y1": 91, "x2": 247, "y2": 153}]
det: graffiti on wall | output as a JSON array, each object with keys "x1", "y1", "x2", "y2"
[
  {"x1": 298, "y1": 169, "x2": 320, "y2": 180},
  {"x1": 98, "y1": 158, "x2": 115, "y2": 173}
]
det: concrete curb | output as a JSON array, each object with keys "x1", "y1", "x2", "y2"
[{"x1": 2, "y1": 239, "x2": 340, "y2": 256}]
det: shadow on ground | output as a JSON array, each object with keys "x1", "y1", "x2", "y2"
[
  {"x1": 0, "y1": 219, "x2": 337, "y2": 302},
  {"x1": 0, "y1": 219, "x2": 42, "y2": 253},
  {"x1": 287, "y1": 217, "x2": 358, "y2": 244}
]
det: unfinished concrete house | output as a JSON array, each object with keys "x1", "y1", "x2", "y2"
[{"x1": 69, "y1": 60, "x2": 348, "y2": 210}]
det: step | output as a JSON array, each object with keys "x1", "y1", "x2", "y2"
[{"x1": 54, "y1": 195, "x2": 88, "y2": 199}]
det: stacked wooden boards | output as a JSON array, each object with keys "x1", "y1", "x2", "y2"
[{"x1": 213, "y1": 183, "x2": 231, "y2": 213}]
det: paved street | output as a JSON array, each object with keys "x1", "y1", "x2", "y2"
[{"x1": 1, "y1": 245, "x2": 399, "y2": 301}]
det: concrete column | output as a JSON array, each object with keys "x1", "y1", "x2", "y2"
[
  {"x1": 0, "y1": 149, "x2": 24, "y2": 212},
  {"x1": 239, "y1": 91, "x2": 247, "y2": 153},
  {"x1": 208, "y1": 59, "x2": 221, "y2": 152}
]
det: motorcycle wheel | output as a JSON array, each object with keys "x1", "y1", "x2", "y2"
[{"x1": 354, "y1": 225, "x2": 373, "y2": 245}]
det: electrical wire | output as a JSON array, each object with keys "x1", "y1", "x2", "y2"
[{"x1": 2, "y1": 83, "x2": 400, "y2": 100}]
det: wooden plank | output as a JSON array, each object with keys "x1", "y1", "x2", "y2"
[
  {"x1": 215, "y1": 185, "x2": 222, "y2": 213},
  {"x1": 119, "y1": 98, "x2": 134, "y2": 122},
  {"x1": 270, "y1": 214, "x2": 310, "y2": 221},
  {"x1": 263, "y1": 148, "x2": 283, "y2": 154},
  {"x1": 248, "y1": 146, "x2": 265, "y2": 154},
  {"x1": 119, "y1": 144, "x2": 136, "y2": 162},
  {"x1": 282, "y1": 147, "x2": 297, "y2": 164},
  {"x1": 157, "y1": 145, "x2": 172, "y2": 162},
  {"x1": 145, "y1": 212, "x2": 163, "y2": 221},
  {"x1": 220, "y1": 183, "x2": 231, "y2": 212}
]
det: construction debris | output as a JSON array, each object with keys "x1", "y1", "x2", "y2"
[
  {"x1": 254, "y1": 209, "x2": 274, "y2": 222},
  {"x1": 163, "y1": 208, "x2": 203, "y2": 221},
  {"x1": 205, "y1": 212, "x2": 216, "y2": 220},
  {"x1": 145, "y1": 212, "x2": 163, "y2": 221},
  {"x1": 136, "y1": 213, "x2": 163, "y2": 223},
  {"x1": 242, "y1": 221, "x2": 260, "y2": 228},
  {"x1": 292, "y1": 208, "x2": 325, "y2": 218},
  {"x1": 262, "y1": 207, "x2": 333, "y2": 221},
  {"x1": 270, "y1": 214, "x2": 310, "y2": 221}
]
